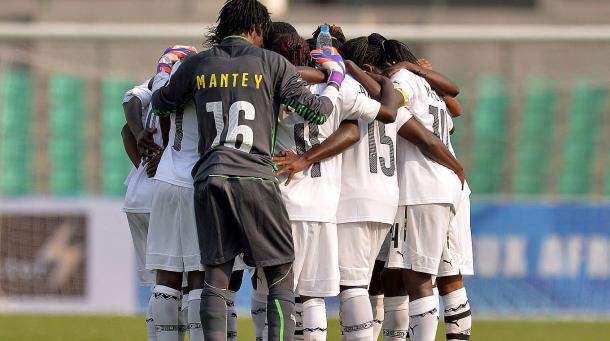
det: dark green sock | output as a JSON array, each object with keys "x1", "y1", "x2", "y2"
[
  {"x1": 200, "y1": 287, "x2": 229, "y2": 341},
  {"x1": 267, "y1": 287, "x2": 296, "y2": 341}
]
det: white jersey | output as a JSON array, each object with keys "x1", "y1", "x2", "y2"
[
  {"x1": 122, "y1": 82, "x2": 162, "y2": 213},
  {"x1": 391, "y1": 69, "x2": 461, "y2": 208},
  {"x1": 336, "y1": 99, "x2": 412, "y2": 225},
  {"x1": 153, "y1": 62, "x2": 199, "y2": 188},
  {"x1": 276, "y1": 75, "x2": 380, "y2": 223}
]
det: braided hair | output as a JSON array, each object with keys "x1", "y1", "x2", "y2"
[
  {"x1": 339, "y1": 36, "x2": 384, "y2": 69},
  {"x1": 341, "y1": 33, "x2": 418, "y2": 69},
  {"x1": 206, "y1": 0, "x2": 271, "y2": 46},
  {"x1": 264, "y1": 21, "x2": 298, "y2": 49},
  {"x1": 367, "y1": 33, "x2": 418, "y2": 65},
  {"x1": 270, "y1": 33, "x2": 310, "y2": 67}
]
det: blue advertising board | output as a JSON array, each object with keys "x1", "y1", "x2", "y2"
[{"x1": 138, "y1": 201, "x2": 610, "y2": 317}]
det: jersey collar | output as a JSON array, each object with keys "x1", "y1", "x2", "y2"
[{"x1": 222, "y1": 35, "x2": 252, "y2": 44}]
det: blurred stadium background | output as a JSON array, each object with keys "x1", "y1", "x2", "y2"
[{"x1": 1, "y1": 0, "x2": 610, "y2": 339}]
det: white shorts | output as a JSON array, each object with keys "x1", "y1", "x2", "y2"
[
  {"x1": 338, "y1": 222, "x2": 391, "y2": 286},
  {"x1": 125, "y1": 212, "x2": 156, "y2": 285},
  {"x1": 292, "y1": 221, "x2": 339, "y2": 297},
  {"x1": 439, "y1": 193, "x2": 474, "y2": 276},
  {"x1": 386, "y1": 204, "x2": 454, "y2": 275},
  {"x1": 146, "y1": 180, "x2": 204, "y2": 272},
  {"x1": 376, "y1": 230, "x2": 391, "y2": 262}
]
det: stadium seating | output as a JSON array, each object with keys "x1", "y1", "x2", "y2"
[
  {"x1": 48, "y1": 74, "x2": 86, "y2": 195},
  {"x1": 512, "y1": 78, "x2": 557, "y2": 195},
  {"x1": 0, "y1": 69, "x2": 33, "y2": 195},
  {"x1": 469, "y1": 75, "x2": 509, "y2": 194},
  {"x1": 100, "y1": 78, "x2": 135, "y2": 195},
  {"x1": 558, "y1": 80, "x2": 606, "y2": 196},
  {"x1": 1, "y1": 67, "x2": 608, "y2": 197}
]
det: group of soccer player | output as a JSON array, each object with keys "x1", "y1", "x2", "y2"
[{"x1": 120, "y1": 1, "x2": 473, "y2": 340}]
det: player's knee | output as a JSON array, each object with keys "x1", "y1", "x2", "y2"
[
  {"x1": 187, "y1": 270, "x2": 205, "y2": 291},
  {"x1": 263, "y1": 262, "x2": 294, "y2": 291},
  {"x1": 403, "y1": 270, "x2": 433, "y2": 298},
  {"x1": 381, "y1": 268, "x2": 409, "y2": 297},
  {"x1": 204, "y1": 262, "x2": 233, "y2": 290},
  {"x1": 156, "y1": 270, "x2": 183, "y2": 290},
  {"x1": 437, "y1": 274, "x2": 464, "y2": 296}
]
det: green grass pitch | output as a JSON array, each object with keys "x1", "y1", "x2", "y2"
[{"x1": 1, "y1": 315, "x2": 610, "y2": 340}]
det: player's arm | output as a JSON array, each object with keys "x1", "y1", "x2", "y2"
[
  {"x1": 151, "y1": 47, "x2": 198, "y2": 117},
  {"x1": 385, "y1": 61, "x2": 460, "y2": 97},
  {"x1": 123, "y1": 94, "x2": 161, "y2": 158},
  {"x1": 445, "y1": 96, "x2": 462, "y2": 118},
  {"x1": 398, "y1": 110, "x2": 464, "y2": 186},
  {"x1": 123, "y1": 96, "x2": 144, "y2": 137},
  {"x1": 345, "y1": 61, "x2": 403, "y2": 123},
  {"x1": 296, "y1": 66, "x2": 326, "y2": 84},
  {"x1": 273, "y1": 120, "x2": 360, "y2": 185},
  {"x1": 278, "y1": 50, "x2": 346, "y2": 125},
  {"x1": 345, "y1": 60, "x2": 380, "y2": 99},
  {"x1": 121, "y1": 124, "x2": 141, "y2": 167}
]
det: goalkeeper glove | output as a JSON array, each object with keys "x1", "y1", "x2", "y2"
[
  {"x1": 156, "y1": 45, "x2": 198, "y2": 74},
  {"x1": 311, "y1": 47, "x2": 346, "y2": 88}
]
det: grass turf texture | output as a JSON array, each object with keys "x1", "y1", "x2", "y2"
[{"x1": 1, "y1": 315, "x2": 610, "y2": 340}]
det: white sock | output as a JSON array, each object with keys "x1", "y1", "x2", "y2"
[
  {"x1": 442, "y1": 288, "x2": 471, "y2": 340},
  {"x1": 382, "y1": 296, "x2": 409, "y2": 340},
  {"x1": 251, "y1": 289, "x2": 268, "y2": 341},
  {"x1": 339, "y1": 288, "x2": 374, "y2": 341},
  {"x1": 432, "y1": 287, "x2": 439, "y2": 305},
  {"x1": 188, "y1": 289, "x2": 204, "y2": 341},
  {"x1": 151, "y1": 285, "x2": 181, "y2": 341},
  {"x1": 370, "y1": 295, "x2": 384, "y2": 340},
  {"x1": 179, "y1": 293, "x2": 188, "y2": 341},
  {"x1": 146, "y1": 293, "x2": 157, "y2": 341},
  {"x1": 294, "y1": 299, "x2": 304, "y2": 341},
  {"x1": 302, "y1": 298, "x2": 327, "y2": 341},
  {"x1": 409, "y1": 296, "x2": 439, "y2": 341},
  {"x1": 227, "y1": 290, "x2": 238, "y2": 341}
]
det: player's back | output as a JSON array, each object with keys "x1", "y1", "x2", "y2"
[
  {"x1": 337, "y1": 83, "x2": 401, "y2": 225},
  {"x1": 153, "y1": 62, "x2": 199, "y2": 188},
  {"x1": 391, "y1": 69, "x2": 451, "y2": 145},
  {"x1": 123, "y1": 83, "x2": 161, "y2": 213},
  {"x1": 391, "y1": 69, "x2": 461, "y2": 207},
  {"x1": 189, "y1": 38, "x2": 294, "y2": 182},
  {"x1": 276, "y1": 75, "x2": 378, "y2": 223}
]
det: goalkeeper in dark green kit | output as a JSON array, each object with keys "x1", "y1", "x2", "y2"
[{"x1": 150, "y1": 0, "x2": 346, "y2": 340}]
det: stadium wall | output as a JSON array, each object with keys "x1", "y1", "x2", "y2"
[
  {"x1": 1, "y1": 198, "x2": 609, "y2": 318},
  {"x1": 0, "y1": 198, "x2": 136, "y2": 314}
]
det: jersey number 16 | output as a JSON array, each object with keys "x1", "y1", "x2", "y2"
[{"x1": 206, "y1": 101, "x2": 255, "y2": 153}]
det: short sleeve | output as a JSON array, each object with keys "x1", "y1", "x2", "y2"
[
  {"x1": 339, "y1": 78, "x2": 380, "y2": 123},
  {"x1": 390, "y1": 69, "x2": 418, "y2": 109},
  {"x1": 123, "y1": 84, "x2": 152, "y2": 108},
  {"x1": 395, "y1": 107, "x2": 413, "y2": 130}
]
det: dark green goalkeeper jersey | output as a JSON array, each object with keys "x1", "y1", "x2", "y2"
[{"x1": 152, "y1": 36, "x2": 337, "y2": 182}]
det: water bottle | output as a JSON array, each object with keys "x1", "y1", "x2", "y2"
[{"x1": 317, "y1": 24, "x2": 333, "y2": 55}]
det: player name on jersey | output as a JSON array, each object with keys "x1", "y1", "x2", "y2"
[{"x1": 196, "y1": 73, "x2": 264, "y2": 90}]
